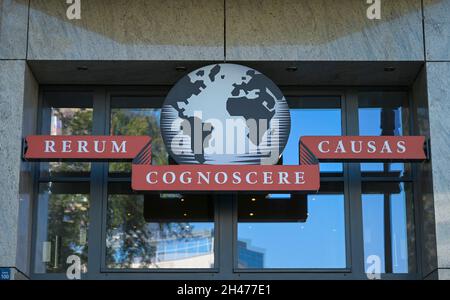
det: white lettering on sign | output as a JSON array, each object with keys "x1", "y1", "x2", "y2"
[
  {"x1": 397, "y1": 141, "x2": 406, "y2": 153},
  {"x1": 367, "y1": 141, "x2": 377, "y2": 153},
  {"x1": 336, "y1": 140, "x2": 346, "y2": 153},
  {"x1": 43, "y1": 139, "x2": 132, "y2": 154},
  {"x1": 78, "y1": 140, "x2": 88, "y2": 153},
  {"x1": 142, "y1": 170, "x2": 314, "y2": 187},
  {"x1": 278, "y1": 172, "x2": 289, "y2": 184},
  {"x1": 246, "y1": 172, "x2": 258, "y2": 185},
  {"x1": 180, "y1": 172, "x2": 192, "y2": 184},
  {"x1": 295, "y1": 172, "x2": 306, "y2": 184},
  {"x1": 232, "y1": 172, "x2": 242, "y2": 184},
  {"x1": 315, "y1": 139, "x2": 408, "y2": 155},
  {"x1": 215, "y1": 172, "x2": 228, "y2": 185},
  {"x1": 94, "y1": 141, "x2": 106, "y2": 153},
  {"x1": 44, "y1": 140, "x2": 56, "y2": 153},
  {"x1": 263, "y1": 172, "x2": 273, "y2": 184},
  {"x1": 380, "y1": 141, "x2": 393, "y2": 153},
  {"x1": 112, "y1": 141, "x2": 127, "y2": 153},
  {"x1": 351, "y1": 141, "x2": 363, "y2": 154},
  {"x1": 145, "y1": 172, "x2": 158, "y2": 184},
  {"x1": 198, "y1": 172, "x2": 210, "y2": 184},
  {"x1": 318, "y1": 141, "x2": 330, "y2": 153},
  {"x1": 163, "y1": 172, "x2": 176, "y2": 184},
  {"x1": 62, "y1": 141, "x2": 72, "y2": 153}
]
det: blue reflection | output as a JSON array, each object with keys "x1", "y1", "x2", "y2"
[
  {"x1": 238, "y1": 195, "x2": 346, "y2": 268},
  {"x1": 359, "y1": 108, "x2": 404, "y2": 173},
  {"x1": 238, "y1": 106, "x2": 346, "y2": 269},
  {"x1": 283, "y1": 109, "x2": 342, "y2": 173},
  {"x1": 362, "y1": 183, "x2": 409, "y2": 274}
]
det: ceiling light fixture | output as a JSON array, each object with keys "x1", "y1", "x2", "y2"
[
  {"x1": 286, "y1": 66, "x2": 298, "y2": 72},
  {"x1": 384, "y1": 66, "x2": 396, "y2": 72},
  {"x1": 175, "y1": 66, "x2": 187, "y2": 72}
]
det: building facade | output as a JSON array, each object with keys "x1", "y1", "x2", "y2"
[{"x1": 0, "y1": 0, "x2": 449, "y2": 280}]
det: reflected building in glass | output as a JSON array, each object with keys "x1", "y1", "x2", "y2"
[{"x1": 237, "y1": 240, "x2": 265, "y2": 269}]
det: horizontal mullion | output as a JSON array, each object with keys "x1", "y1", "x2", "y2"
[
  {"x1": 319, "y1": 176, "x2": 345, "y2": 182},
  {"x1": 234, "y1": 268, "x2": 351, "y2": 274},
  {"x1": 108, "y1": 177, "x2": 131, "y2": 182},
  {"x1": 38, "y1": 177, "x2": 92, "y2": 183},
  {"x1": 100, "y1": 268, "x2": 220, "y2": 274},
  {"x1": 361, "y1": 177, "x2": 413, "y2": 182}
]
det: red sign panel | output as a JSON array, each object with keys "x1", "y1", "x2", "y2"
[
  {"x1": 24, "y1": 135, "x2": 151, "y2": 160},
  {"x1": 300, "y1": 136, "x2": 426, "y2": 161},
  {"x1": 131, "y1": 164, "x2": 320, "y2": 192},
  {"x1": 23, "y1": 135, "x2": 427, "y2": 192}
]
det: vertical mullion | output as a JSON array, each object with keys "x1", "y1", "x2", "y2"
[
  {"x1": 30, "y1": 90, "x2": 46, "y2": 277},
  {"x1": 86, "y1": 88, "x2": 107, "y2": 278},
  {"x1": 100, "y1": 91, "x2": 111, "y2": 272},
  {"x1": 405, "y1": 182, "x2": 417, "y2": 274},
  {"x1": 408, "y1": 88, "x2": 421, "y2": 276},
  {"x1": 340, "y1": 91, "x2": 352, "y2": 271},
  {"x1": 213, "y1": 196, "x2": 220, "y2": 271},
  {"x1": 345, "y1": 89, "x2": 365, "y2": 277},
  {"x1": 384, "y1": 194, "x2": 393, "y2": 273},
  {"x1": 219, "y1": 194, "x2": 234, "y2": 279}
]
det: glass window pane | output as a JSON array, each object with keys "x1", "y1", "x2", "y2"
[
  {"x1": 109, "y1": 107, "x2": 168, "y2": 177},
  {"x1": 362, "y1": 182, "x2": 414, "y2": 274},
  {"x1": 286, "y1": 97, "x2": 342, "y2": 175},
  {"x1": 358, "y1": 92, "x2": 410, "y2": 178},
  {"x1": 34, "y1": 183, "x2": 89, "y2": 274},
  {"x1": 40, "y1": 107, "x2": 93, "y2": 178},
  {"x1": 237, "y1": 182, "x2": 346, "y2": 269},
  {"x1": 106, "y1": 183, "x2": 215, "y2": 269}
]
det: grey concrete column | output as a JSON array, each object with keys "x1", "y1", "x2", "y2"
[
  {"x1": 423, "y1": 62, "x2": 450, "y2": 279},
  {"x1": 423, "y1": 0, "x2": 450, "y2": 279},
  {"x1": 0, "y1": 60, "x2": 38, "y2": 279},
  {"x1": 0, "y1": 0, "x2": 29, "y2": 60},
  {"x1": 411, "y1": 67, "x2": 438, "y2": 279}
]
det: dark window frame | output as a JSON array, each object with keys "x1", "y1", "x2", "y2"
[{"x1": 29, "y1": 86, "x2": 421, "y2": 280}]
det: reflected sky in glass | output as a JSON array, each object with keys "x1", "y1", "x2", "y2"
[
  {"x1": 238, "y1": 194, "x2": 346, "y2": 268},
  {"x1": 238, "y1": 105, "x2": 346, "y2": 269},
  {"x1": 359, "y1": 108, "x2": 404, "y2": 173},
  {"x1": 362, "y1": 183, "x2": 409, "y2": 274},
  {"x1": 283, "y1": 109, "x2": 342, "y2": 172}
]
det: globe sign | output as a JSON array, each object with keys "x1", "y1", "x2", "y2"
[{"x1": 161, "y1": 64, "x2": 291, "y2": 165}]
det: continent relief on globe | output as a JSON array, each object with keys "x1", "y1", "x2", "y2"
[{"x1": 161, "y1": 64, "x2": 291, "y2": 165}]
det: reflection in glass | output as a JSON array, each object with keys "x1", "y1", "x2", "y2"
[
  {"x1": 40, "y1": 108, "x2": 93, "y2": 177},
  {"x1": 362, "y1": 182, "x2": 413, "y2": 274},
  {"x1": 286, "y1": 97, "x2": 342, "y2": 174},
  {"x1": 34, "y1": 183, "x2": 89, "y2": 274},
  {"x1": 106, "y1": 183, "x2": 214, "y2": 269},
  {"x1": 358, "y1": 92, "x2": 410, "y2": 177},
  {"x1": 109, "y1": 108, "x2": 168, "y2": 176},
  {"x1": 237, "y1": 182, "x2": 346, "y2": 269}
]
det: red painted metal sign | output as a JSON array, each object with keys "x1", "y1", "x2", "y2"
[
  {"x1": 131, "y1": 164, "x2": 320, "y2": 192},
  {"x1": 23, "y1": 135, "x2": 426, "y2": 192},
  {"x1": 24, "y1": 136, "x2": 151, "y2": 161},
  {"x1": 300, "y1": 136, "x2": 426, "y2": 161}
]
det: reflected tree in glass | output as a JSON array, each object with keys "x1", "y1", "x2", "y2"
[
  {"x1": 110, "y1": 109, "x2": 168, "y2": 174},
  {"x1": 105, "y1": 194, "x2": 216, "y2": 269},
  {"x1": 46, "y1": 108, "x2": 93, "y2": 175},
  {"x1": 36, "y1": 183, "x2": 89, "y2": 273}
]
